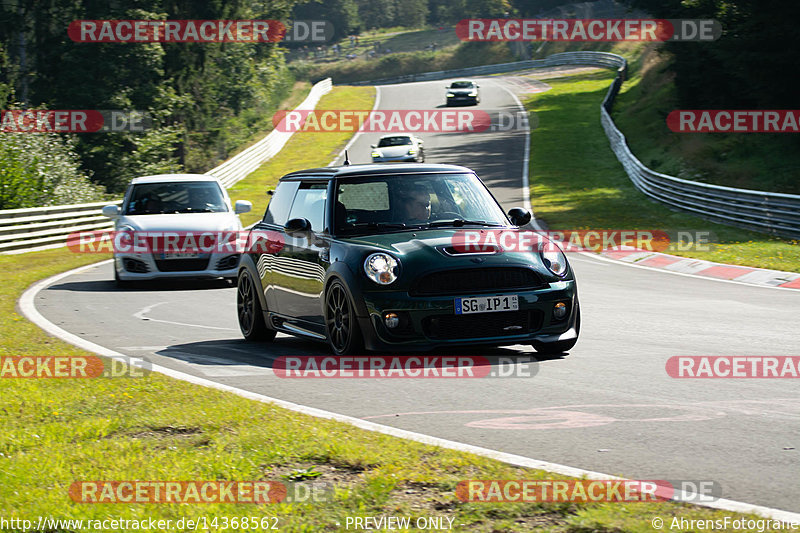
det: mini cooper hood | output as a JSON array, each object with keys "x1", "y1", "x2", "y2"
[
  {"x1": 375, "y1": 145, "x2": 413, "y2": 157},
  {"x1": 342, "y1": 230, "x2": 457, "y2": 255},
  {"x1": 342, "y1": 229, "x2": 544, "y2": 257},
  {"x1": 120, "y1": 212, "x2": 240, "y2": 232}
]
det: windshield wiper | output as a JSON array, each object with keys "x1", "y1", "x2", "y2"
[
  {"x1": 351, "y1": 222, "x2": 410, "y2": 229},
  {"x1": 177, "y1": 207, "x2": 217, "y2": 213},
  {"x1": 426, "y1": 219, "x2": 504, "y2": 228}
]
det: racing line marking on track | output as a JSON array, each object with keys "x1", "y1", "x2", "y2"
[
  {"x1": 133, "y1": 301, "x2": 239, "y2": 331},
  {"x1": 363, "y1": 404, "x2": 728, "y2": 430},
  {"x1": 19, "y1": 260, "x2": 800, "y2": 523},
  {"x1": 16, "y1": 78, "x2": 800, "y2": 520},
  {"x1": 492, "y1": 78, "x2": 533, "y2": 214}
]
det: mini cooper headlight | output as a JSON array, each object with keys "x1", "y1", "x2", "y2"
[
  {"x1": 364, "y1": 253, "x2": 399, "y2": 285},
  {"x1": 540, "y1": 247, "x2": 568, "y2": 277}
]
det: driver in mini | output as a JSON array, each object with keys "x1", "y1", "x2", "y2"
[{"x1": 399, "y1": 186, "x2": 431, "y2": 223}]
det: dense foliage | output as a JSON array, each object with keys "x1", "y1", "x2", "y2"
[
  {"x1": 627, "y1": 0, "x2": 800, "y2": 109},
  {"x1": 1, "y1": 0, "x2": 296, "y2": 198},
  {"x1": 4, "y1": 0, "x2": 795, "y2": 207},
  {"x1": 0, "y1": 133, "x2": 104, "y2": 209}
]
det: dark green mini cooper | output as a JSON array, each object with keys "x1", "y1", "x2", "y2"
[{"x1": 236, "y1": 163, "x2": 579, "y2": 355}]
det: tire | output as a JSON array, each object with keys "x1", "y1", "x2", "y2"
[
  {"x1": 325, "y1": 280, "x2": 363, "y2": 355},
  {"x1": 417, "y1": 149, "x2": 425, "y2": 163},
  {"x1": 532, "y1": 303, "x2": 580, "y2": 355},
  {"x1": 237, "y1": 269, "x2": 276, "y2": 342}
]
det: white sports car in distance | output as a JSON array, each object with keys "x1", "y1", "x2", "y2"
[
  {"x1": 370, "y1": 134, "x2": 425, "y2": 163},
  {"x1": 101, "y1": 174, "x2": 251, "y2": 283}
]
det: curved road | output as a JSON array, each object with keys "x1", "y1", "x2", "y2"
[{"x1": 33, "y1": 75, "x2": 800, "y2": 513}]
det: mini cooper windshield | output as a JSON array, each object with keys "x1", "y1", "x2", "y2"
[{"x1": 334, "y1": 173, "x2": 508, "y2": 235}]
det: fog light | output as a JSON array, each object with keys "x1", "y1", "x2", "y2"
[
  {"x1": 553, "y1": 302, "x2": 568, "y2": 320},
  {"x1": 384, "y1": 312, "x2": 400, "y2": 329}
]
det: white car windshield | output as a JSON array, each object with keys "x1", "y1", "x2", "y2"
[
  {"x1": 125, "y1": 182, "x2": 228, "y2": 215},
  {"x1": 377, "y1": 136, "x2": 413, "y2": 147}
]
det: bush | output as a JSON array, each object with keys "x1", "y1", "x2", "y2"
[{"x1": 0, "y1": 133, "x2": 105, "y2": 209}]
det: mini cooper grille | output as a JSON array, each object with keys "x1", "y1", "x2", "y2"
[
  {"x1": 422, "y1": 310, "x2": 543, "y2": 340},
  {"x1": 154, "y1": 257, "x2": 210, "y2": 272},
  {"x1": 410, "y1": 268, "x2": 545, "y2": 296}
]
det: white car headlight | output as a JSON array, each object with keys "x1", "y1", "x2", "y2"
[
  {"x1": 446, "y1": 92, "x2": 455, "y2": 97},
  {"x1": 371, "y1": 151, "x2": 381, "y2": 158},
  {"x1": 364, "y1": 253, "x2": 399, "y2": 285},
  {"x1": 540, "y1": 247, "x2": 568, "y2": 277},
  {"x1": 407, "y1": 148, "x2": 416, "y2": 155},
  {"x1": 468, "y1": 90, "x2": 478, "y2": 96}
]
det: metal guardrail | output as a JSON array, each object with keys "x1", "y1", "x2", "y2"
[
  {"x1": 0, "y1": 78, "x2": 332, "y2": 254},
  {"x1": 351, "y1": 51, "x2": 627, "y2": 85},
  {"x1": 600, "y1": 75, "x2": 800, "y2": 239},
  {"x1": 210, "y1": 78, "x2": 332, "y2": 188},
  {"x1": 0, "y1": 201, "x2": 122, "y2": 253},
  {"x1": 356, "y1": 50, "x2": 800, "y2": 239},
  {"x1": 7, "y1": 48, "x2": 798, "y2": 253}
]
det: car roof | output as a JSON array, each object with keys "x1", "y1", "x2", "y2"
[
  {"x1": 378, "y1": 134, "x2": 412, "y2": 139},
  {"x1": 280, "y1": 163, "x2": 475, "y2": 181},
  {"x1": 130, "y1": 174, "x2": 221, "y2": 185}
]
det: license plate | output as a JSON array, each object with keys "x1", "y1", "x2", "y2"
[
  {"x1": 160, "y1": 252, "x2": 199, "y2": 259},
  {"x1": 455, "y1": 295, "x2": 518, "y2": 315}
]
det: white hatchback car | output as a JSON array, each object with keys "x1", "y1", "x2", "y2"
[{"x1": 102, "y1": 174, "x2": 252, "y2": 283}]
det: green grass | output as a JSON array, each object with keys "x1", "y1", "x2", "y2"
[
  {"x1": 228, "y1": 85, "x2": 377, "y2": 227},
  {"x1": 3, "y1": 249, "x2": 779, "y2": 531},
  {"x1": 286, "y1": 26, "x2": 461, "y2": 64},
  {"x1": 526, "y1": 69, "x2": 800, "y2": 273},
  {"x1": 289, "y1": 41, "x2": 514, "y2": 85},
  {"x1": 613, "y1": 47, "x2": 800, "y2": 195},
  {"x1": 226, "y1": 81, "x2": 313, "y2": 159},
  {"x1": 1, "y1": 77, "x2": 793, "y2": 530}
]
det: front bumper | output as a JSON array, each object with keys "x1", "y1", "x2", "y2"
[
  {"x1": 446, "y1": 95, "x2": 478, "y2": 106},
  {"x1": 114, "y1": 252, "x2": 240, "y2": 280},
  {"x1": 356, "y1": 280, "x2": 578, "y2": 351},
  {"x1": 372, "y1": 155, "x2": 418, "y2": 163}
]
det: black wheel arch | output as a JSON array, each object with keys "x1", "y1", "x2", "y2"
[
  {"x1": 238, "y1": 254, "x2": 271, "y2": 326},
  {"x1": 322, "y1": 261, "x2": 369, "y2": 319}
]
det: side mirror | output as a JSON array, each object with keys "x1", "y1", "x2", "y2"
[
  {"x1": 284, "y1": 217, "x2": 311, "y2": 237},
  {"x1": 476, "y1": 84, "x2": 480, "y2": 88},
  {"x1": 370, "y1": 144, "x2": 376, "y2": 148},
  {"x1": 507, "y1": 207, "x2": 532, "y2": 227},
  {"x1": 102, "y1": 205, "x2": 121, "y2": 218},
  {"x1": 234, "y1": 200, "x2": 252, "y2": 214}
]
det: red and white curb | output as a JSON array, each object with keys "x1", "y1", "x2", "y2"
[{"x1": 594, "y1": 247, "x2": 800, "y2": 290}]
